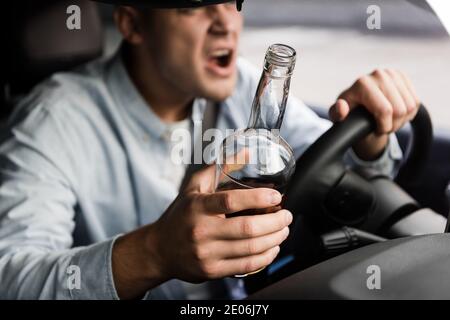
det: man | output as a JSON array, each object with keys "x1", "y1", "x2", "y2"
[{"x1": 0, "y1": 1, "x2": 419, "y2": 299}]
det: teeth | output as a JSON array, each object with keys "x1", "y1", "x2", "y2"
[{"x1": 211, "y1": 49, "x2": 231, "y2": 58}]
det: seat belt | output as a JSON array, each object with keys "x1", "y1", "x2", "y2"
[{"x1": 179, "y1": 100, "x2": 220, "y2": 191}]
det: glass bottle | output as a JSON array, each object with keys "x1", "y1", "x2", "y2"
[
  {"x1": 214, "y1": 44, "x2": 297, "y2": 277},
  {"x1": 215, "y1": 43, "x2": 297, "y2": 219}
]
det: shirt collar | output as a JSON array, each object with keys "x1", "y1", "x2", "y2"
[{"x1": 104, "y1": 48, "x2": 207, "y2": 139}]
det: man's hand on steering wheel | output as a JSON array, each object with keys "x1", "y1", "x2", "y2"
[{"x1": 328, "y1": 69, "x2": 421, "y2": 161}]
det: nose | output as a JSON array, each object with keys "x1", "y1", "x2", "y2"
[{"x1": 207, "y1": 4, "x2": 239, "y2": 36}]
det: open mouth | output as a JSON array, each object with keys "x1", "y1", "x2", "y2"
[
  {"x1": 210, "y1": 49, "x2": 233, "y2": 67},
  {"x1": 206, "y1": 48, "x2": 235, "y2": 77}
]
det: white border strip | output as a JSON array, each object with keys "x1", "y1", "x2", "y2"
[{"x1": 427, "y1": 0, "x2": 450, "y2": 34}]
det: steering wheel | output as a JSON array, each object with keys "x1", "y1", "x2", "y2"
[
  {"x1": 243, "y1": 105, "x2": 435, "y2": 295},
  {"x1": 284, "y1": 104, "x2": 433, "y2": 235}
]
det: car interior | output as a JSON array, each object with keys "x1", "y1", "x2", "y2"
[{"x1": 2, "y1": 0, "x2": 450, "y2": 299}]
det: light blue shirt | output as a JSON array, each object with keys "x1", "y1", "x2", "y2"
[{"x1": 0, "y1": 49, "x2": 402, "y2": 299}]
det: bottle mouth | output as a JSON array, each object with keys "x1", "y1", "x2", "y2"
[{"x1": 265, "y1": 44, "x2": 297, "y2": 68}]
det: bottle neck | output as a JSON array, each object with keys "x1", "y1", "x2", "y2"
[{"x1": 247, "y1": 44, "x2": 296, "y2": 131}]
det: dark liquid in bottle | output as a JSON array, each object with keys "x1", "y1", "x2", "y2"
[{"x1": 216, "y1": 176, "x2": 286, "y2": 218}]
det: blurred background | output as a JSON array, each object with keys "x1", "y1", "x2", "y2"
[{"x1": 99, "y1": 0, "x2": 450, "y2": 128}]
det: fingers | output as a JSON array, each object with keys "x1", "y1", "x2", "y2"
[
  {"x1": 185, "y1": 164, "x2": 217, "y2": 193},
  {"x1": 397, "y1": 71, "x2": 421, "y2": 121},
  {"x1": 186, "y1": 208, "x2": 291, "y2": 279},
  {"x1": 185, "y1": 150, "x2": 250, "y2": 194},
  {"x1": 384, "y1": 70, "x2": 416, "y2": 113},
  {"x1": 336, "y1": 69, "x2": 420, "y2": 134},
  {"x1": 214, "y1": 209, "x2": 293, "y2": 240},
  {"x1": 329, "y1": 99, "x2": 350, "y2": 122},
  {"x1": 344, "y1": 75, "x2": 394, "y2": 134},
  {"x1": 198, "y1": 188, "x2": 282, "y2": 214},
  {"x1": 202, "y1": 226, "x2": 289, "y2": 260},
  {"x1": 218, "y1": 246, "x2": 281, "y2": 277},
  {"x1": 371, "y1": 69, "x2": 407, "y2": 132}
]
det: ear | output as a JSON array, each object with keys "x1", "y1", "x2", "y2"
[{"x1": 114, "y1": 6, "x2": 144, "y2": 45}]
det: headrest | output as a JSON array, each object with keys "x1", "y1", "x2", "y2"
[{"x1": 6, "y1": 0, "x2": 103, "y2": 95}]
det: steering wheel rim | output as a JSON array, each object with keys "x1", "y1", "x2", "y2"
[
  {"x1": 395, "y1": 105, "x2": 433, "y2": 187},
  {"x1": 284, "y1": 104, "x2": 432, "y2": 229}
]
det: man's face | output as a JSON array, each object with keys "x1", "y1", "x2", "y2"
[{"x1": 138, "y1": 3, "x2": 244, "y2": 102}]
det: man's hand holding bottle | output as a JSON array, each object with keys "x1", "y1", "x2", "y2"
[{"x1": 112, "y1": 165, "x2": 293, "y2": 299}]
